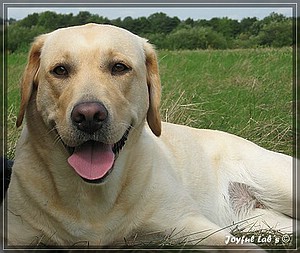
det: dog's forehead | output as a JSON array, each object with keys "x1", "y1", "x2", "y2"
[{"x1": 41, "y1": 24, "x2": 146, "y2": 61}]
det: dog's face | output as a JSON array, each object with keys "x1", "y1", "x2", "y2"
[{"x1": 16, "y1": 24, "x2": 161, "y2": 183}]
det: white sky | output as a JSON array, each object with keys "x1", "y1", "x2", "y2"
[{"x1": 7, "y1": 6, "x2": 293, "y2": 21}]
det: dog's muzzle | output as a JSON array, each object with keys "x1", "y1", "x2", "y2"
[{"x1": 59, "y1": 102, "x2": 131, "y2": 184}]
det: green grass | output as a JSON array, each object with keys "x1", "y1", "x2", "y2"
[
  {"x1": 6, "y1": 52, "x2": 28, "y2": 158},
  {"x1": 5, "y1": 48, "x2": 293, "y2": 159},
  {"x1": 158, "y1": 48, "x2": 293, "y2": 156}
]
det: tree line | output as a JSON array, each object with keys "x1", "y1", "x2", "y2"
[{"x1": 6, "y1": 11, "x2": 294, "y2": 52}]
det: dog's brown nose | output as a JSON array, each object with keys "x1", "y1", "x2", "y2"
[{"x1": 71, "y1": 102, "x2": 108, "y2": 134}]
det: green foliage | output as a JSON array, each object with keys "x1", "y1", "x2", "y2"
[
  {"x1": 257, "y1": 19, "x2": 293, "y2": 47},
  {"x1": 5, "y1": 11, "x2": 294, "y2": 52},
  {"x1": 148, "y1": 12, "x2": 181, "y2": 34},
  {"x1": 163, "y1": 27, "x2": 228, "y2": 50},
  {"x1": 7, "y1": 24, "x2": 49, "y2": 52},
  {"x1": 207, "y1": 17, "x2": 241, "y2": 38}
]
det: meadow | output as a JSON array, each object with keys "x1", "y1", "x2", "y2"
[{"x1": 5, "y1": 47, "x2": 294, "y2": 159}]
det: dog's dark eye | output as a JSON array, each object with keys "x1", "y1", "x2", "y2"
[
  {"x1": 111, "y1": 63, "x2": 130, "y2": 75},
  {"x1": 52, "y1": 66, "x2": 68, "y2": 76}
]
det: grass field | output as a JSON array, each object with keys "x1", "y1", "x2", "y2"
[
  {"x1": 5, "y1": 47, "x2": 293, "y2": 159},
  {"x1": 159, "y1": 48, "x2": 294, "y2": 156}
]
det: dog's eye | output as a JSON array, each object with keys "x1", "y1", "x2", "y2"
[
  {"x1": 111, "y1": 63, "x2": 130, "y2": 75},
  {"x1": 52, "y1": 66, "x2": 68, "y2": 76}
]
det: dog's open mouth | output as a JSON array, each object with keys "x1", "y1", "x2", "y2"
[{"x1": 66, "y1": 127, "x2": 131, "y2": 184}]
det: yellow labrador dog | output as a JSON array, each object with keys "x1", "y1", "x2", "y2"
[{"x1": 5, "y1": 23, "x2": 295, "y2": 248}]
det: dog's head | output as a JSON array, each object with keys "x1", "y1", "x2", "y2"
[{"x1": 16, "y1": 23, "x2": 161, "y2": 183}]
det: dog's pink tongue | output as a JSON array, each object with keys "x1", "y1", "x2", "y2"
[{"x1": 68, "y1": 141, "x2": 114, "y2": 180}]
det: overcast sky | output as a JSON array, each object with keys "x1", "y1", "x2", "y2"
[{"x1": 7, "y1": 6, "x2": 293, "y2": 21}]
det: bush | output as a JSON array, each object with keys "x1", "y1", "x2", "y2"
[
  {"x1": 256, "y1": 20, "x2": 293, "y2": 47},
  {"x1": 7, "y1": 24, "x2": 49, "y2": 52},
  {"x1": 234, "y1": 33, "x2": 258, "y2": 48},
  {"x1": 165, "y1": 27, "x2": 228, "y2": 50},
  {"x1": 145, "y1": 33, "x2": 168, "y2": 49}
]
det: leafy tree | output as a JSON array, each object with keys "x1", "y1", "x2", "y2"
[
  {"x1": 262, "y1": 12, "x2": 288, "y2": 25},
  {"x1": 110, "y1": 17, "x2": 122, "y2": 27},
  {"x1": 5, "y1": 11, "x2": 294, "y2": 52},
  {"x1": 36, "y1": 11, "x2": 62, "y2": 30},
  {"x1": 184, "y1": 17, "x2": 195, "y2": 27},
  {"x1": 208, "y1": 17, "x2": 241, "y2": 38},
  {"x1": 256, "y1": 19, "x2": 293, "y2": 47},
  {"x1": 73, "y1": 12, "x2": 110, "y2": 25},
  {"x1": 235, "y1": 33, "x2": 258, "y2": 48},
  {"x1": 19, "y1": 13, "x2": 39, "y2": 28},
  {"x1": 135, "y1": 17, "x2": 152, "y2": 35},
  {"x1": 148, "y1": 12, "x2": 180, "y2": 34},
  {"x1": 59, "y1": 13, "x2": 76, "y2": 27},
  {"x1": 240, "y1": 17, "x2": 258, "y2": 34},
  {"x1": 121, "y1": 16, "x2": 136, "y2": 32},
  {"x1": 165, "y1": 27, "x2": 227, "y2": 50},
  {"x1": 146, "y1": 33, "x2": 168, "y2": 49},
  {"x1": 7, "y1": 24, "x2": 49, "y2": 52},
  {"x1": 76, "y1": 11, "x2": 92, "y2": 24}
]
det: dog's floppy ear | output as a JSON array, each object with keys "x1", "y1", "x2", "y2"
[
  {"x1": 144, "y1": 42, "x2": 162, "y2": 137},
  {"x1": 16, "y1": 35, "x2": 46, "y2": 128}
]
